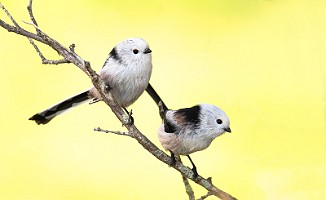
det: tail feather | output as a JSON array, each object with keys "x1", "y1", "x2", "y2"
[
  {"x1": 29, "y1": 90, "x2": 91, "y2": 125},
  {"x1": 146, "y1": 83, "x2": 169, "y2": 120},
  {"x1": 146, "y1": 83, "x2": 168, "y2": 111}
]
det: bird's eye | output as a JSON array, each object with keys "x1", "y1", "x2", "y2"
[
  {"x1": 216, "y1": 119, "x2": 223, "y2": 124},
  {"x1": 133, "y1": 49, "x2": 139, "y2": 54}
]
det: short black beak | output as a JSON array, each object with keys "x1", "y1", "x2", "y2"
[
  {"x1": 144, "y1": 48, "x2": 152, "y2": 54},
  {"x1": 224, "y1": 127, "x2": 231, "y2": 133}
]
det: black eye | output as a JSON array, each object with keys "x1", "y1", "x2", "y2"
[
  {"x1": 216, "y1": 119, "x2": 223, "y2": 124},
  {"x1": 133, "y1": 49, "x2": 139, "y2": 54}
]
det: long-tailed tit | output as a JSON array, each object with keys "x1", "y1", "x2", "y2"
[
  {"x1": 29, "y1": 38, "x2": 152, "y2": 125},
  {"x1": 158, "y1": 103, "x2": 231, "y2": 177}
]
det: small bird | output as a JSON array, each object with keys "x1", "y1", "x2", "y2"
[
  {"x1": 158, "y1": 103, "x2": 231, "y2": 177},
  {"x1": 29, "y1": 38, "x2": 152, "y2": 124}
]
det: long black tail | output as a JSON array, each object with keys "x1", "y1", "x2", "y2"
[
  {"x1": 29, "y1": 90, "x2": 91, "y2": 125},
  {"x1": 146, "y1": 83, "x2": 168, "y2": 119}
]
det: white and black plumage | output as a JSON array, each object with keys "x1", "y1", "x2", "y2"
[
  {"x1": 158, "y1": 104, "x2": 231, "y2": 177},
  {"x1": 29, "y1": 38, "x2": 152, "y2": 125}
]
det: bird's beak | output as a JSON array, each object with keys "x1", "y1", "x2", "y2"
[
  {"x1": 144, "y1": 48, "x2": 152, "y2": 54},
  {"x1": 224, "y1": 127, "x2": 231, "y2": 133}
]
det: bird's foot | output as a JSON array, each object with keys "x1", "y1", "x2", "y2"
[
  {"x1": 191, "y1": 166, "x2": 198, "y2": 179},
  {"x1": 187, "y1": 155, "x2": 198, "y2": 179},
  {"x1": 169, "y1": 151, "x2": 176, "y2": 167},
  {"x1": 122, "y1": 108, "x2": 134, "y2": 126}
]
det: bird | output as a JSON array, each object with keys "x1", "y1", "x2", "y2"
[
  {"x1": 157, "y1": 103, "x2": 231, "y2": 177},
  {"x1": 29, "y1": 37, "x2": 152, "y2": 125}
]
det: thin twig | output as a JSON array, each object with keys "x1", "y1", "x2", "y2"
[
  {"x1": 22, "y1": 20, "x2": 52, "y2": 42},
  {"x1": 27, "y1": 0, "x2": 41, "y2": 35},
  {"x1": 0, "y1": 3, "x2": 21, "y2": 28},
  {"x1": 22, "y1": 20, "x2": 40, "y2": 29},
  {"x1": 28, "y1": 38, "x2": 45, "y2": 59},
  {"x1": 23, "y1": 16, "x2": 70, "y2": 65},
  {"x1": 94, "y1": 127, "x2": 133, "y2": 137},
  {"x1": 41, "y1": 59, "x2": 70, "y2": 65},
  {"x1": 175, "y1": 155, "x2": 195, "y2": 200},
  {"x1": 2, "y1": 3, "x2": 85, "y2": 68},
  {"x1": 0, "y1": 4, "x2": 73, "y2": 66},
  {"x1": 197, "y1": 192, "x2": 213, "y2": 200},
  {"x1": 182, "y1": 174, "x2": 195, "y2": 200},
  {"x1": 27, "y1": 38, "x2": 70, "y2": 64}
]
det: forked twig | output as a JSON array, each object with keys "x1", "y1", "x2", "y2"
[
  {"x1": 27, "y1": 38, "x2": 70, "y2": 64},
  {"x1": 27, "y1": 0, "x2": 41, "y2": 35},
  {"x1": 94, "y1": 127, "x2": 133, "y2": 137}
]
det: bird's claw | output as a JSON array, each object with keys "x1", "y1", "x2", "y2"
[
  {"x1": 191, "y1": 167, "x2": 198, "y2": 179},
  {"x1": 169, "y1": 151, "x2": 176, "y2": 167},
  {"x1": 122, "y1": 108, "x2": 134, "y2": 126}
]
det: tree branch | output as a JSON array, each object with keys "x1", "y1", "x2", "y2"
[
  {"x1": 182, "y1": 171, "x2": 195, "y2": 200},
  {"x1": 94, "y1": 127, "x2": 133, "y2": 137},
  {"x1": 0, "y1": 3, "x2": 21, "y2": 28},
  {"x1": 27, "y1": 37, "x2": 70, "y2": 65},
  {"x1": 0, "y1": 1, "x2": 236, "y2": 200},
  {"x1": 27, "y1": 0, "x2": 41, "y2": 35}
]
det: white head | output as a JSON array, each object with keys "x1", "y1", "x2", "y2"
[
  {"x1": 198, "y1": 104, "x2": 231, "y2": 138},
  {"x1": 108, "y1": 37, "x2": 152, "y2": 67}
]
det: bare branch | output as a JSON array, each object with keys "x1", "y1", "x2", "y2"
[
  {"x1": 1, "y1": 2, "x2": 53, "y2": 65},
  {"x1": 27, "y1": 38, "x2": 70, "y2": 64},
  {"x1": 0, "y1": 2, "x2": 237, "y2": 200},
  {"x1": 182, "y1": 174, "x2": 195, "y2": 200},
  {"x1": 24, "y1": 18, "x2": 74, "y2": 65},
  {"x1": 0, "y1": 18, "x2": 40, "y2": 41},
  {"x1": 22, "y1": 20, "x2": 50, "y2": 40},
  {"x1": 173, "y1": 155, "x2": 195, "y2": 200},
  {"x1": 0, "y1": 18, "x2": 85, "y2": 68},
  {"x1": 1, "y1": 5, "x2": 85, "y2": 70},
  {"x1": 94, "y1": 127, "x2": 133, "y2": 137},
  {"x1": 27, "y1": 0, "x2": 41, "y2": 35},
  {"x1": 21, "y1": 19, "x2": 74, "y2": 65},
  {"x1": 0, "y1": 3, "x2": 21, "y2": 28}
]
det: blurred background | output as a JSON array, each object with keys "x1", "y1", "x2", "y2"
[{"x1": 0, "y1": 0, "x2": 325, "y2": 199}]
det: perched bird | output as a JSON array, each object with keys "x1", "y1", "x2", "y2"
[
  {"x1": 158, "y1": 103, "x2": 231, "y2": 177},
  {"x1": 29, "y1": 38, "x2": 152, "y2": 125}
]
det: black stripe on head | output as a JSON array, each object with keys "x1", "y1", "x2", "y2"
[
  {"x1": 109, "y1": 47, "x2": 121, "y2": 61},
  {"x1": 175, "y1": 105, "x2": 201, "y2": 128}
]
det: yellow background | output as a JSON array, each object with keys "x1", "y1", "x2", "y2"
[{"x1": 1, "y1": 0, "x2": 325, "y2": 199}]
